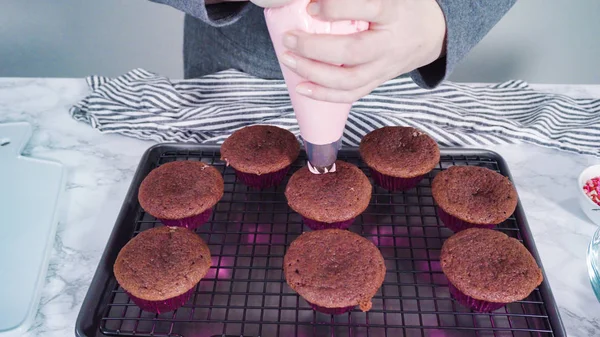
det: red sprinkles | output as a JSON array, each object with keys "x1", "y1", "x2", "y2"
[{"x1": 583, "y1": 177, "x2": 600, "y2": 206}]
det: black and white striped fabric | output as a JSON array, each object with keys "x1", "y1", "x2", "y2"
[{"x1": 70, "y1": 68, "x2": 600, "y2": 157}]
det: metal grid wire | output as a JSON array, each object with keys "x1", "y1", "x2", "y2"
[{"x1": 99, "y1": 149, "x2": 554, "y2": 337}]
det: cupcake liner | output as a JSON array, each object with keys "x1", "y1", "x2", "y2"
[
  {"x1": 125, "y1": 287, "x2": 195, "y2": 314},
  {"x1": 308, "y1": 301, "x2": 354, "y2": 315},
  {"x1": 234, "y1": 166, "x2": 290, "y2": 189},
  {"x1": 436, "y1": 207, "x2": 496, "y2": 232},
  {"x1": 158, "y1": 208, "x2": 213, "y2": 230},
  {"x1": 448, "y1": 282, "x2": 506, "y2": 313},
  {"x1": 369, "y1": 168, "x2": 424, "y2": 191},
  {"x1": 302, "y1": 217, "x2": 354, "y2": 230}
]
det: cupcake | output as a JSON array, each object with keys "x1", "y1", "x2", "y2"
[
  {"x1": 138, "y1": 161, "x2": 224, "y2": 230},
  {"x1": 359, "y1": 126, "x2": 440, "y2": 191},
  {"x1": 284, "y1": 229, "x2": 386, "y2": 314},
  {"x1": 220, "y1": 125, "x2": 300, "y2": 189},
  {"x1": 432, "y1": 166, "x2": 518, "y2": 232},
  {"x1": 285, "y1": 160, "x2": 372, "y2": 230},
  {"x1": 440, "y1": 228, "x2": 543, "y2": 312},
  {"x1": 113, "y1": 226, "x2": 212, "y2": 313}
]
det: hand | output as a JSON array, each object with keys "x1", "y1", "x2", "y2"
[
  {"x1": 250, "y1": 0, "x2": 294, "y2": 8},
  {"x1": 279, "y1": 0, "x2": 447, "y2": 103}
]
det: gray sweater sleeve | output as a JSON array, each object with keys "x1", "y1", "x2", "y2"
[
  {"x1": 149, "y1": 0, "x2": 251, "y2": 26},
  {"x1": 410, "y1": 0, "x2": 518, "y2": 88}
]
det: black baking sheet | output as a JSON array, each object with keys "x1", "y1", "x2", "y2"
[{"x1": 75, "y1": 145, "x2": 565, "y2": 337}]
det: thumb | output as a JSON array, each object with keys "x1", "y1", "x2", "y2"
[{"x1": 250, "y1": 0, "x2": 294, "y2": 8}]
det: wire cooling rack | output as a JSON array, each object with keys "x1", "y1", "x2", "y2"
[{"x1": 76, "y1": 145, "x2": 565, "y2": 337}]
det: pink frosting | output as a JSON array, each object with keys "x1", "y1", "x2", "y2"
[{"x1": 264, "y1": 0, "x2": 368, "y2": 145}]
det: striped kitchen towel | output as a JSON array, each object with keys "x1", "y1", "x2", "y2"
[{"x1": 70, "y1": 68, "x2": 600, "y2": 157}]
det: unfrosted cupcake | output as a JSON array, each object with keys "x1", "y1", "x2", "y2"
[
  {"x1": 432, "y1": 166, "x2": 518, "y2": 232},
  {"x1": 285, "y1": 160, "x2": 372, "y2": 230},
  {"x1": 284, "y1": 229, "x2": 386, "y2": 314},
  {"x1": 359, "y1": 126, "x2": 440, "y2": 191},
  {"x1": 113, "y1": 226, "x2": 212, "y2": 313},
  {"x1": 220, "y1": 125, "x2": 300, "y2": 189},
  {"x1": 440, "y1": 228, "x2": 543, "y2": 312},
  {"x1": 138, "y1": 161, "x2": 224, "y2": 230}
]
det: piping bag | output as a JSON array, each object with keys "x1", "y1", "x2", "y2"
[{"x1": 264, "y1": 0, "x2": 368, "y2": 174}]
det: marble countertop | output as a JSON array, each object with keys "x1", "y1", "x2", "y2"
[{"x1": 1, "y1": 78, "x2": 600, "y2": 337}]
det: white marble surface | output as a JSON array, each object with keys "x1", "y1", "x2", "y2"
[{"x1": 1, "y1": 78, "x2": 600, "y2": 337}]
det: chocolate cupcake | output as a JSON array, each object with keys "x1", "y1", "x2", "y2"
[
  {"x1": 432, "y1": 166, "x2": 518, "y2": 232},
  {"x1": 114, "y1": 226, "x2": 212, "y2": 313},
  {"x1": 285, "y1": 160, "x2": 372, "y2": 230},
  {"x1": 221, "y1": 125, "x2": 300, "y2": 188},
  {"x1": 440, "y1": 228, "x2": 543, "y2": 312},
  {"x1": 138, "y1": 161, "x2": 224, "y2": 230},
  {"x1": 359, "y1": 126, "x2": 440, "y2": 191},
  {"x1": 284, "y1": 229, "x2": 386, "y2": 314}
]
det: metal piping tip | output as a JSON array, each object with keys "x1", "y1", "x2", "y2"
[{"x1": 303, "y1": 137, "x2": 342, "y2": 174}]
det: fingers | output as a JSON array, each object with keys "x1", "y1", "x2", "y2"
[
  {"x1": 280, "y1": 52, "x2": 380, "y2": 90},
  {"x1": 295, "y1": 79, "x2": 380, "y2": 104},
  {"x1": 284, "y1": 30, "x2": 390, "y2": 66},
  {"x1": 308, "y1": 0, "x2": 391, "y2": 23}
]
